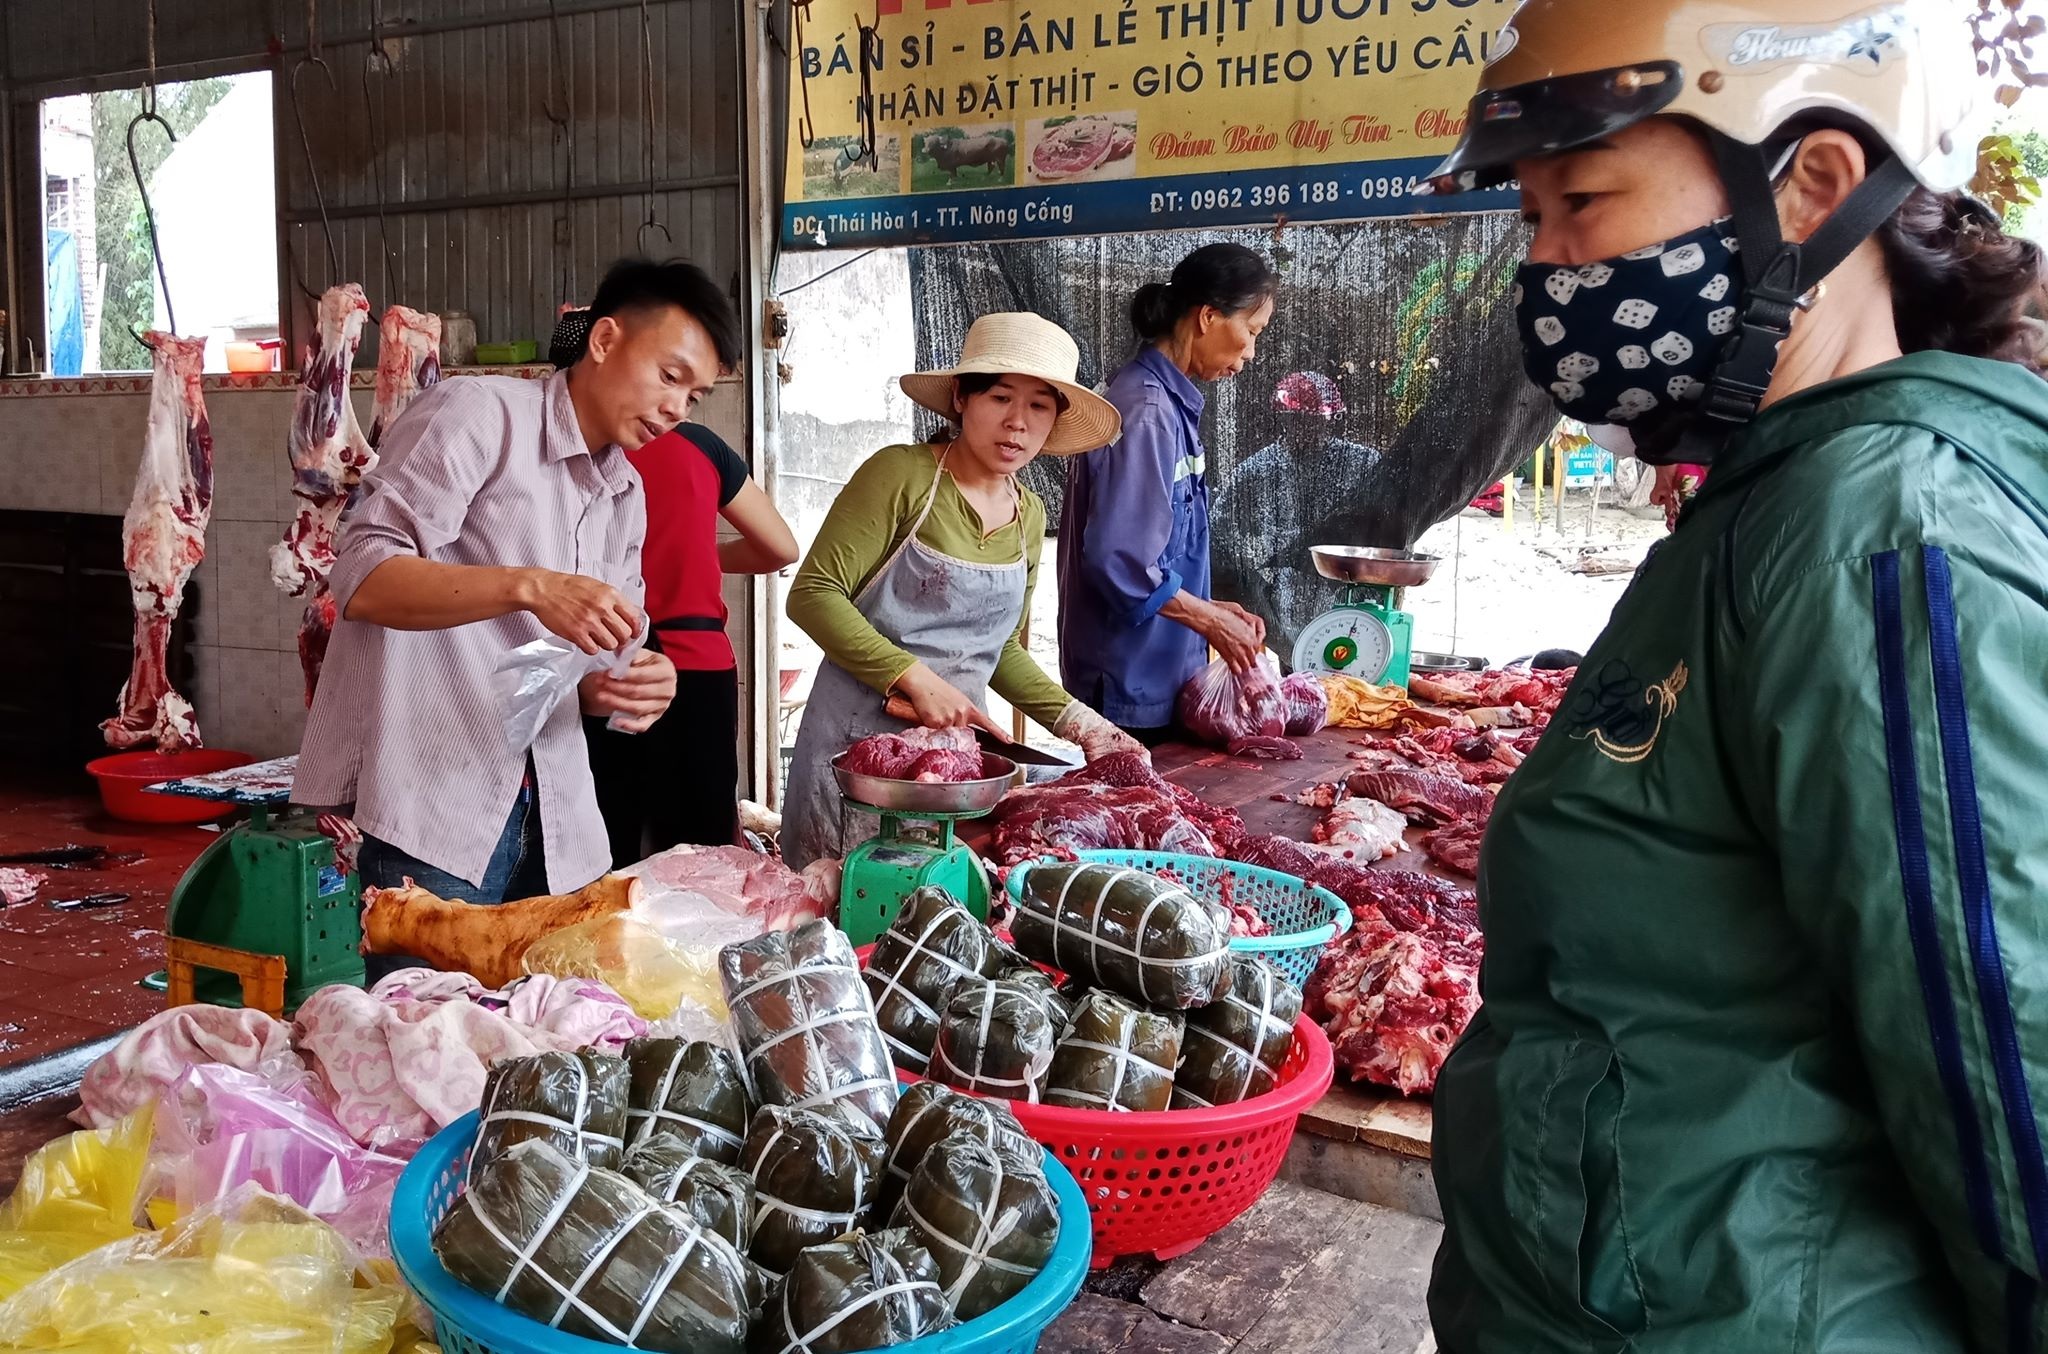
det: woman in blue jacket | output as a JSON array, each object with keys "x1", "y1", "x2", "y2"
[{"x1": 1057, "y1": 243, "x2": 1277, "y2": 741}]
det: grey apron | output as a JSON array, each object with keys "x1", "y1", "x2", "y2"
[{"x1": 783, "y1": 449, "x2": 1027, "y2": 871}]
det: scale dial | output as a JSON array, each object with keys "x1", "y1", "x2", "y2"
[{"x1": 1293, "y1": 607, "x2": 1395, "y2": 682}]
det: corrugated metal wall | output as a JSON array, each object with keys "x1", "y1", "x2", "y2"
[{"x1": 4, "y1": 0, "x2": 743, "y2": 363}]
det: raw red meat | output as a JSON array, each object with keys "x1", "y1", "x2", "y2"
[
  {"x1": 1230, "y1": 836, "x2": 1479, "y2": 946},
  {"x1": 103, "y1": 332, "x2": 214, "y2": 751},
  {"x1": 1031, "y1": 115, "x2": 1128, "y2": 179},
  {"x1": 1179, "y1": 657, "x2": 1287, "y2": 749},
  {"x1": 1280, "y1": 673, "x2": 1330, "y2": 736},
  {"x1": 1409, "y1": 666, "x2": 1574, "y2": 714},
  {"x1": 1345, "y1": 770, "x2": 1494, "y2": 827},
  {"x1": 1425, "y1": 819, "x2": 1487, "y2": 878},
  {"x1": 271, "y1": 284, "x2": 373, "y2": 705},
  {"x1": 1304, "y1": 922, "x2": 1481, "y2": 1096},
  {"x1": 1227, "y1": 736, "x2": 1302, "y2": 760},
  {"x1": 840, "y1": 727, "x2": 985, "y2": 782},
  {"x1": 367, "y1": 305, "x2": 442, "y2": 448},
  {"x1": 986, "y1": 755, "x2": 1246, "y2": 866}
]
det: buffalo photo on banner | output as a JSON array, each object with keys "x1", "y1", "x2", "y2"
[{"x1": 782, "y1": 0, "x2": 1521, "y2": 248}]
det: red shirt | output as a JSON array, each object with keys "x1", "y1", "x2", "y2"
[{"x1": 627, "y1": 423, "x2": 749, "y2": 671}]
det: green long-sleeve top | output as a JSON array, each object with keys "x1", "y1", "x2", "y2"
[{"x1": 785, "y1": 442, "x2": 1073, "y2": 728}]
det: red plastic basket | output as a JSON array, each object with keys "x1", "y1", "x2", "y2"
[
  {"x1": 84, "y1": 748, "x2": 255, "y2": 824},
  {"x1": 858, "y1": 943, "x2": 1335, "y2": 1266}
]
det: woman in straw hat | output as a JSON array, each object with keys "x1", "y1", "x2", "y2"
[
  {"x1": 1417, "y1": 2, "x2": 2048, "y2": 1350},
  {"x1": 781, "y1": 311, "x2": 1141, "y2": 870}
]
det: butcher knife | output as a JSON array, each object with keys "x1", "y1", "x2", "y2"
[{"x1": 881, "y1": 696, "x2": 1076, "y2": 768}]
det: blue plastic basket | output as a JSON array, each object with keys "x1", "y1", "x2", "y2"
[
  {"x1": 1004, "y1": 850, "x2": 1351, "y2": 987},
  {"x1": 390, "y1": 1110, "x2": 1092, "y2": 1354}
]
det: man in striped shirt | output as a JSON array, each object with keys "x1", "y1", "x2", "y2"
[{"x1": 295, "y1": 259, "x2": 741, "y2": 960}]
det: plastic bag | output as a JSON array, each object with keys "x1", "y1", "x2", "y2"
[
  {"x1": 1012, "y1": 861, "x2": 1234, "y2": 1010},
  {"x1": 521, "y1": 911, "x2": 729, "y2": 1026},
  {"x1": 878, "y1": 1083, "x2": 1036, "y2": 1220},
  {"x1": 628, "y1": 844, "x2": 827, "y2": 950},
  {"x1": 1281, "y1": 672, "x2": 1331, "y2": 736},
  {"x1": 1172, "y1": 955, "x2": 1304, "y2": 1109},
  {"x1": 0, "y1": 1182, "x2": 408, "y2": 1353},
  {"x1": 757, "y1": 1229, "x2": 949, "y2": 1354},
  {"x1": 620, "y1": 1135, "x2": 755, "y2": 1249},
  {"x1": 721, "y1": 919, "x2": 898, "y2": 1137},
  {"x1": 863, "y1": 887, "x2": 1011, "y2": 1074},
  {"x1": 890, "y1": 1131, "x2": 1058, "y2": 1319},
  {"x1": 623, "y1": 1038, "x2": 754, "y2": 1163},
  {"x1": 929, "y1": 980, "x2": 1057, "y2": 1104},
  {"x1": 742, "y1": 1104, "x2": 887, "y2": 1277},
  {"x1": 0, "y1": 1107, "x2": 151, "y2": 1301},
  {"x1": 435, "y1": 1138, "x2": 755, "y2": 1353},
  {"x1": 472, "y1": 1050, "x2": 630, "y2": 1179},
  {"x1": 1044, "y1": 990, "x2": 1185, "y2": 1113},
  {"x1": 1176, "y1": 654, "x2": 1286, "y2": 748}
]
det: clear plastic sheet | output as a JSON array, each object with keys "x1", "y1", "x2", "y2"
[
  {"x1": 890, "y1": 1131, "x2": 1058, "y2": 1319},
  {"x1": 741, "y1": 1104, "x2": 888, "y2": 1278},
  {"x1": 878, "y1": 1083, "x2": 1037, "y2": 1220},
  {"x1": 1171, "y1": 955, "x2": 1304, "y2": 1110},
  {"x1": 862, "y1": 887, "x2": 1011, "y2": 1074},
  {"x1": 1177, "y1": 655, "x2": 1288, "y2": 749},
  {"x1": 929, "y1": 981, "x2": 1058, "y2": 1104},
  {"x1": 522, "y1": 912, "x2": 729, "y2": 1028},
  {"x1": 434, "y1": 1138, "x2": 756, "y2": 1353},
  {"x1": 0, "y1": 1107, "x2": 151, "y2": 1301},
  {"x1": 626, "y1": 845, "x2": 828, "y2": 951},
  {"x1": 1012, "y1": 861, "x2": 1234, "y2": 1010},
  {"x1": 1043, "y1": 990, "x2": 1185, "y2": 1114},
  {"x1": 619, "y1": 1135, "x2": 755, "y2": 1250},
  {"x1": 472, "y1": 1050, "x2": 631, "y2": 1180},
  {"x1": 720, "y1": 920, "x2": 899, "y2": 1137},
  {"x1": 755, "y1": 1228, "x2": 949, "y2": 1354},
  {"x1": 1280, "y1": 672, "x2": 1332, "y2": 736},
  {"x1": 623, "y1": 1038, "x2": 753, "y2": 1163}
]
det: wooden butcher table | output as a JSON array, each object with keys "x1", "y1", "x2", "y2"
[{"x1": 961, "y1": 728, "x2": 1443, "y2": 1220}]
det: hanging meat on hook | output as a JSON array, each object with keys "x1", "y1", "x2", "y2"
[
  {"x1": 103, "y1": 332, "x2": 213, "y2": 752},
  {"x1": 270, "y1": 283, "x2": 372, "y2": 705},
  {"x1": 368, "y1": 305, "x2": 442, "y2": 448}
]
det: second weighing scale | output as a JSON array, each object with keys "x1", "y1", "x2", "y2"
[
  {"x1": 831, "y1": 752, "x2": 1015, "y2": 947},
  {"x1": 1291, "y1": 546, "x2": 1441, "y2": 688}
]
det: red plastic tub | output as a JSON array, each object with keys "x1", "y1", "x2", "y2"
[{"x1": 84, "y1": 748, "x2": 255, "y2": 824}]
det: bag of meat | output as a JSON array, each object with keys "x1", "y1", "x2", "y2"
[
  {"x1": 890, "y1": 1131, "x2": 1059, "y2": 1319},
  {"x1": 878, "y1": 1082, "x2": 1038, "y2": 1218},
  {"x1": 755, "y1": 1229, "x2": 950, "y2": 1353},
  {"x1": 862, "y1": 887, "x2": 1011, "y2": 1074},
  {"x1": 434, "y1": 1138, "x2": 757, "y2": 1353},
  {"x1": 470, "y1": 1050, "x2": 630, "y2": 1180},
  {"x1": 1281, "y1": 672, "x2": 1331, "y2": 736},
  {"x1": 619, "y1": 1134, "x2": 756, "y2": 1250},
  {"x1": 1171, "y1": 955, "x2": 1303, "y2": 1109},
  {"x1": 720, "y1": 919, "x2": 898, "y2": 1137},
  {"x1": 1176, "y1": 654, "x2": 1288, "y2": 749},
  {"x1": 1043, "y1": 990, "x2": 1184, "y2": 1113},
  {"x1": 623, "y1": 1038, "x2": 753, "y2": 1163},
  {"x1": 928, "y1": 979, "x2": 1058, "y2": 1104},
  {"x1": 1011, "y1": 861, "x2": 1233, "y2": 1009},
  {"x1": 742, "y1": 1103, "x2": 888, "y2": 1276}
]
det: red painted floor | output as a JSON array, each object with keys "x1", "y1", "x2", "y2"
[{"x1": 0, "y1": 770, "x2": 212, "y2": 1069}]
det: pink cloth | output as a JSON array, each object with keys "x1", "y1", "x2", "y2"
[
  {"x1": 293, "y1": 971, "x2": 646, "y2": 1148},
  {"x1": 76, "y1": 1005, "x2": 310, "y2": 1129}
]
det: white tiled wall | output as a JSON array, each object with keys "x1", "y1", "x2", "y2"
[{"x1": 0, "y1": 376, "x2": 757, "y2": 778}]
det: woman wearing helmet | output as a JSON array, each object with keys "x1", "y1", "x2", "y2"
[{"x1": 1422, "y1": 3, "x2": 2048, "y2": 1351}]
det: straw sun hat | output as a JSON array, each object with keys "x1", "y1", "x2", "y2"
[{"x1": 898, "y1": 312, "x2": 1122, "y2": 456}]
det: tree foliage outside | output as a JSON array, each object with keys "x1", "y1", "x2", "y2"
[{"x1": 89, "y1": 78, "x2": 229, "y2": 371}]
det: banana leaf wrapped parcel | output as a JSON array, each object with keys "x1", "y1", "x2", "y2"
[
  {"x1": 471, "y1": 1049, "x2": 630, "y2": 1179},
  {"x1": 1011, "y1": 862, "x2": 1233, "y2": 1009},
  {"x1": 742, "y1": 1104, "x2": 887, "y2": 1276},
  {"x1": 995, "y1": 965, "x2": 1076, "y2": 1034},
  {"x1": 750, "y1": 1229, "x2": 949, "y2": 1354},
  {"x1": 878, "y1": 1081, "x2": 1037, "y2": 1217},
  {"x1": 1043, "y1": 990, "x2": 1184, "y2": 1112},
  {"x1": 1172, "y1": 955, "x2": 1303, "y2": 1109},
  {"x1": 890, "y1": 1131, "x2": 1058, "y2": 1319},
  {"x1": 928, "y1": 980, "x2": 1057, "y2": 1104},
  {"x1": 721, "y1": 919, "x2": 899, "y2": 1136},
  {"x1": 434, "y1": 1138, "x2": 756, "y2": 1353},
  {"x1": 861, "y1": 887, "x2": 1008, "y2": 1073},
  {"x1": 623, "y1": 1037, "x2": 753, "y2": 1162},
  {"x1": 620, "y1": 1133, "x2": 757, "y2": 1250}
]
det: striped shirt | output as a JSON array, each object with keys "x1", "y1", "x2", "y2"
[{"x1": 294, "y1": 371, "x2": 646, "y2": 893}]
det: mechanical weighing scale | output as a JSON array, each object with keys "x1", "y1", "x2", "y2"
[
  {"x1": 1291, "y1": 545, "x2": 1442, "y2": 688},
  {"x1": 142, "y1": 754, "x2": 364, "y2": 1012},
  {"x1": 830, "y1": 752, "x2": 1016, "y2": 947}
]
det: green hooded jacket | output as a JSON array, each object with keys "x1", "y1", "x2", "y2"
[{"x1": 1430, "y1": 352, "x2": 2048, "y2": 1354}]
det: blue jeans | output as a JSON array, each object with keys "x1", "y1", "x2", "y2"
[{"x1": 357, "y1": 781, "x2": 548, "y2": 984}]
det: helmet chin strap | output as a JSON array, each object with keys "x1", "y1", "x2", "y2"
[{"x1": 1632, "y1": 136, "x2": 1920, "y2": 466}]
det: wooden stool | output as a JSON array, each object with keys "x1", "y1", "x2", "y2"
[{"x1": 165, "y1": 937, "x2": 288, "y2": 1018}]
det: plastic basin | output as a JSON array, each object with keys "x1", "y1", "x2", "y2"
[{"x1": 84, "y1": 748, "x2": 256, "y2": 823}]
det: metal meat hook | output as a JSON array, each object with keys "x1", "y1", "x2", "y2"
[
  {"x1": 288, "y1": 51, "x2": 342, "y2": 290},
  {"x1": 125, "y1": 105, "x2": 178, "y2": 337}
]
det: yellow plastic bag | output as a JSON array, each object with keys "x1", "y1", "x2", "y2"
[
  {"x1": 1319, "y1": 674, "x2": 1416, "y2": 730},
  {"x1": 0, "y1": 1182, "x2": 409, "y2": 1353},
  {"x1": 0, "y1": 1106, "x2": 152, "y2": 1300},
  {"x1": 522, "y1": 911, "x2": 727, "y2": 1023}
]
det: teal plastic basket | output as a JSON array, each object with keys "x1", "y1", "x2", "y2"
[
  {"x1": 1004, "y1": 850, "x2": 1351, "y2": 986},
  {"x1": 389, "y1": 1110, "x2": 1092, "y2": 1354}
]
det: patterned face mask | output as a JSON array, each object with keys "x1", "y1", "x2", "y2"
[{"x1": 1514, "y1": 218, "x2": 1744, "y2": 428}]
